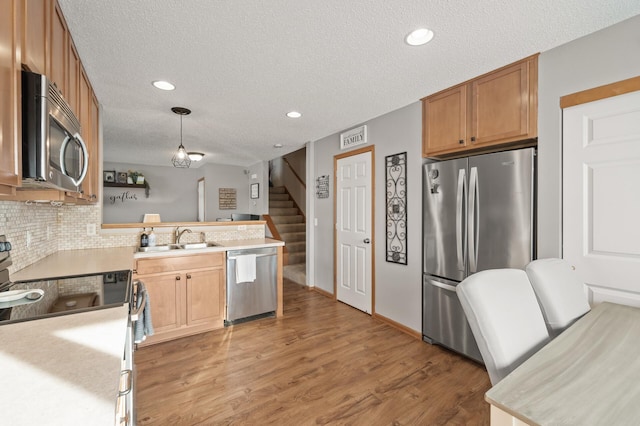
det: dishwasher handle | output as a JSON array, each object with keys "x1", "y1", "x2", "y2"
[{"x1": 227, "y1": 253, "x2": 276, "y2": 260}]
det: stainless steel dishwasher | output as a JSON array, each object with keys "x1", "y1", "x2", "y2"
[{"x1": 226, "y1": 247, "x2": 277, "y2": 324}]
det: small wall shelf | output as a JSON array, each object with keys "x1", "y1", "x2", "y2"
[{"x1": 104, "y1": 182, "x2": 150, "y2": 197}]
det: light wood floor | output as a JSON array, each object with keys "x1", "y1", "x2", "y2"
[{"x1": 135, "y1": 280, "x2": 491, "y2": 425}]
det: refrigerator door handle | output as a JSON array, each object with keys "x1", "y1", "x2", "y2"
[
  {"x1": 468, "y1": 166, "x2": 480, "y2": 273},
  {"x1": 456, "y1": 168, "x2": 467, "y2": 271}
]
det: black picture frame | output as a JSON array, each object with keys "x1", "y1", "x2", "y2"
[
  {"x1": 250, "y1": 183, "x2": 259, "y2": 199},
  {"x1": 103, "y1": 170, "x2": 116, "y2": 183},
  {"x1": 117, "y1": 172, "x2": 128, "y2": 184}
]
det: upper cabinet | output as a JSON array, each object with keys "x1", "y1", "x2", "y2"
[
  {"x1": 423, "y1": 54, "x2": 538, "y2": 158},
  {"x1": 1, "y1": 0, "x2": 101, "y2": 203},
  {"x1": 0, "y1": 0, "x2": 21, "y2": 195},
  {"x1": 21, "y1": 0, "x2": 48, "y2": 75},
  {"x1": 49, "y1": 1, "x2": 68, "y2": 98}
]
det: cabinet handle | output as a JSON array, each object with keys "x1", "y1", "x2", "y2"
[
  {"x1": 458, "y1": 139, "x2": 464, "y2": 144},
  {"x1": 186, "y1": 274, "x2": 191, "y2": 279},
  {"x1": 471, "y1": 136, "x2": 476, "y2": 142},
  {"x1": 176, "y1": 276, "x2": 181, "y2": 281}
]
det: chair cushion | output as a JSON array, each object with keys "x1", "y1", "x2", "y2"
[
  {"x1": 525, "y1": 258, "x2": 591, "y2": 335},
  {"x1": 457, "y1": 269, "x2": 550, "y2": 385}
]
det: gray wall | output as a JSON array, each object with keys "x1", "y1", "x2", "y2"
[
  {"x1": 311, "y1": 102, "x2": 423, "y2": 332},
  {"x1": 310, "y1": 14, "x2": 640, "y2": 333},
  {"x1": 103, "y1": 161, "x2": 268, "y2": 223},
  {"x1": 537, "y1": 14, "x2": 640, "y2": 258},
  {"x1": 103, "y1": 161, "x2": 203, "y2": 223}
]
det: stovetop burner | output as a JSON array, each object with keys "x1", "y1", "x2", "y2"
[{"x1": 0, "y1": 235, "x2": 132, "y2": 325}]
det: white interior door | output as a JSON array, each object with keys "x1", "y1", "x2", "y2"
[
  {"x1": 336, "y1": 150, "x2": 373, "y2": 313},
  {"x1": 563, "y1": 90, "x2": 640, "y2": 306}
]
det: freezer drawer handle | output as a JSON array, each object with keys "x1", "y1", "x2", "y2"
[{"x1": 429, "y1": 280, "x2": 457, "y2": 292}]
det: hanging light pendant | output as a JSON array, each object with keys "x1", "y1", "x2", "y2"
[{"x1": 171, "y1": 106, "x2": 192, "y2": 168}]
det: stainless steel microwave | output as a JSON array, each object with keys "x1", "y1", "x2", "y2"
[{"x1": 22, "y1": 71, "x2": 88, "y2": 193}]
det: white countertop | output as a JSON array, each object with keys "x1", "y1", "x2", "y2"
[
  {"x1": 0, "y1": 305, "x2": 129, "y2": 426},
  {"x1": 486, "y1": 302, "x2": 640, "y2": 425},
  {"x1": 11, "y1": 247, "x2": 135, "y2": 282}
]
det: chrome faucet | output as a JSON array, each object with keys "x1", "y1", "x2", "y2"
[{"x1": 174, "y1": 227, "x2": 192, "y2": 244}]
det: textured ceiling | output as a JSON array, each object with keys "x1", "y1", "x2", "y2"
[{"x1": 57, "y1": 0, "x2": 640, "y2": 168}]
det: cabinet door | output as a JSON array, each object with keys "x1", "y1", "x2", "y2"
[
  {"x1": 422, "y1": 85, "x2": 467, "y2": 157},
  {"x1": 49, "y1": 1, "x2": 67, "y2": 97},
  {"x1": 186, "y1": 269, "x2": 225, "y2": 327},
  {"x1": 88, "y1": 92, "x2": 100, "y2": 202},
  {"x1": 469, "y1": 57, "x2": 537, "y2": 147},
  {"x1": 0, "y1": 0, "x2": 21, "y2": 193},
  {"x1": 21, "y1": 0, "x2": 48, "y2": 74},
  {"x1": 143, "y1": 274, "x2": 184, "y2": 334},
  {"x1": 77, "y1": 67, "x2": 94, "y2": 201},
  {"x1": 67, "y1": 40, "x2": 80, "y2": 116}
]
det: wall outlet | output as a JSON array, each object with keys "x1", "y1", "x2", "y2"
[
  {"x1": 314, "y1": 218, "x2": 318, "y2": 226},
  {"x1": 238, "y1": 225, "x2": 247, "y2": 231},
  {"x1": 26, "y1": 231, "x2": 32, "y2": 248},
  {"x1": 251, "y1": 173, "x2": 257, "y2": 179},
  {"x1": 87, "y1": 223, "x2": 96, "y2": 236}
]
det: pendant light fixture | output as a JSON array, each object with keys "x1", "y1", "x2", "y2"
[{"x1": 171, "y1": 106, "x2": 192, "y2": 168}]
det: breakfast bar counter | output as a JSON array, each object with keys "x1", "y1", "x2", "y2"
[{"x1": 486, "y1": 302, "x2": 640, "y2": 425}]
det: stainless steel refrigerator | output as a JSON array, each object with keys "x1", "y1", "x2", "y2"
[{"x1": 422, "y1": 147, "x2": 535, "y2": 362}]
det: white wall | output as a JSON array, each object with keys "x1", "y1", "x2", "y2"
[
  {"x1": 311, "y1": 102, "x2": 423, "y2": 332},
  {"x1": 537, "y1": 14, "x2": 640, "y2": 258}
]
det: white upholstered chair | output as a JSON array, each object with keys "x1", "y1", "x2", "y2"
[
  {"x1": 525, "y1": 258, "x2": 591, "y2": 337},
  {"x1": 457, "y1": 269, "x2": 550, "y2": 385}
]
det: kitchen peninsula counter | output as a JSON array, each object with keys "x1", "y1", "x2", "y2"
[
  {"x1": 11, "y1": 246, "x2": 135, "y2": 282},
  {"x1": 0, "y1": 305, "x2": 129, "y2": 426},
  {"x1": 486, "y1": 302, "x2": 640, "y2": 425}
]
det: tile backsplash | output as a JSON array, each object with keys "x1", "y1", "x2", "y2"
[{"x1": 0, "y1": 200, "x2": 265, "y2": 274}]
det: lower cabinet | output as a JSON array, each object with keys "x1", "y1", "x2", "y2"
[{"x1": 134, "y1": 252, "x2": 225, "y2": 345}]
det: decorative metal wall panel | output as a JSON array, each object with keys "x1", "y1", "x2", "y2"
[{"x1": 385, "y1": 152, "x2": 407, "y2": 264}]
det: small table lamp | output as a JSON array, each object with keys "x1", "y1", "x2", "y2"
[{"x1": 143, "y1": 214, "x2": 161, "y2": 223}]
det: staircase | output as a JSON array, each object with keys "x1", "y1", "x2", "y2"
[{"x1": 269, "y1": 186, "x2": 306, "y2": 266}]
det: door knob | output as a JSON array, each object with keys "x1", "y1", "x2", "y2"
[{"x1": 363, "y1": 238, "x2": 371, "y2": 244}]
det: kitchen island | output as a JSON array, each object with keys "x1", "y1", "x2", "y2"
[{"x1": 486, "y1": 302, "x2": 640, "y2": 425}]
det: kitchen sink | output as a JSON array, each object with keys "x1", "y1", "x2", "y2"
[
  {"x1": 182, "y1": 242, "x2": 220, "y2": 249},
  {"x1": 137, "y1": 242, "x2": 220, "y2": 252},
  {"x1": 137, "y1": 244, "x2": 183, "y2": 252}
]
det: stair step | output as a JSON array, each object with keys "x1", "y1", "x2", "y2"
[
  {"x1": 269, "y1": 207, "x2": 299, "y2": 216},
  {"x1": 280, "y1": 231, "x2": 305, "y2": 242},
  {"x1": 288, "y1": 253, "x2": 306, "y2": 264},
  {"x1": 286, "y1": 241, "x2": 306, "y2": 253},
  {"x1": 270, "y1": 200, "x2": 294, "y2": 208},
  {"x1": 269, "y1": 186, "x2": 286, "y2": 194},
  {"x1": 269, "y1": 193, "x2": 290, "y2": 201},
  {"x1": 277, "y1": 223, "x2": 306, "y2": 233},
  {"x1": 272, "y1": 215, "x2": 304, "y2": 224}
]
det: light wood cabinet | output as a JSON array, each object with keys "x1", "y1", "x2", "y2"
[
  {"x1": 21, "y1": 0, "x2": 48, "y2": 75},
  {"x1": 67, "y1": 39, "x2": 80, "y2": 114},
  {"x1": 49, "y1": 1, "x2": 67, "y2": 98},
  {"x1": 423, "y1": 54, "x2": 538, "y2": 158},
  {"x1": 0, "y1": 0, "x2": 21, "y2": 195},
  {"x1": 134, "y1": 252, "x2": 226, "y2": 345}
]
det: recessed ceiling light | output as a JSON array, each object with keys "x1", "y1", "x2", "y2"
[
  {"x1": 152, "y1": 80, "x2": 175, "y2": 91},
  {"x1": 286, "y1": 111, "x2": 302, "y2": 118},
  {"x1": 274, "y1": 144, "x2": 283, "y2": 148},
  {"x1": 405, "y1": 28, "x2": 434, "y2": 46},
  {"x1": 187, "y1": 152, "x2": 204, "y2": 161}
]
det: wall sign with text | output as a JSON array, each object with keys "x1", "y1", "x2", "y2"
[{"x1": 340, "y1": 125, "x2": 367, "y2": 150}]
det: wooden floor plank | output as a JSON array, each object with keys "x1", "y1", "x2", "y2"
[{"x1": 135, "y1": 280, "x2": 491, "y2": 425}]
